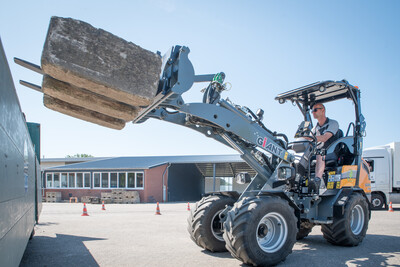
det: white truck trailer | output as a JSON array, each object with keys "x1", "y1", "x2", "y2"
[{"x1": 363, "y1": 142, "x2": 400, "y2": 209}]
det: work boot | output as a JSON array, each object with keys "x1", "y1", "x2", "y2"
[{"x1": 309, "y1": 177, "x2": 321, "y2": 194}]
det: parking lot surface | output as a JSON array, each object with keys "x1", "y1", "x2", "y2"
[{"x1": 20, "y1": 203, "x2": 400, "y2": 267}]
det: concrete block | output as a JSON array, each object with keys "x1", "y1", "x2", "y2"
[
  {"x1": 41, "y1": 16, "x2": 162, "y2": 107},
  {"x1": 43, "y1": 95, "x2": 125, "y2": 130},
  {"x1": 42, "y1": 75, "x2": 139, "y2": 121}
]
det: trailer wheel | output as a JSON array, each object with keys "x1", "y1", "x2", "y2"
[
  {"x1": 187, "y1": 195, "x2": 236, "y2": 252},
  {"x1": 321, "y1": 193, "x2": 369, "y2": 246},
  {"x1": 223, "y1": 196, "x2": 297, "y2": 266},
  {"x1": 371, "y1": 193, "x2": 385, "y2": 210},
  {"x1": 296, "y1": 222, "x2": 314, "y2": 240}
]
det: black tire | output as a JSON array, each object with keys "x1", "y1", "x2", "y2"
[
  {"x1": 371, "y1": 193, "x2": 385, "y2": 210},
  {"x1": 187, "y1": 195, "x2": 236, "y2": 252},
  {"x1": 223, "y1": 196, "x2": 297, "y2": 266},
  {"x1": 321, "y1": 193, "x2": 369, "y2": 246},
  {"x1": 296, "y1": 222, "x2": 314, "y2": 240}
]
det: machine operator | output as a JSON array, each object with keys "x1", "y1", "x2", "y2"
[{"x1": 309, "y1": 103, "x2": 339, "y2": 193}]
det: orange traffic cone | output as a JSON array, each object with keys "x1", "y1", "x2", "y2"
[
  {"x1": 389, "y1": 202, "x2": 394, "y2": 212},
  {"x1": 102, "y1": 201, "x2": 106, "y2": 211},
  {"x1": 81, "y1": 203, "x2": 89, "y2": 216},
  {"x1": 155, "y1": 202, "x2": 161, "y2": 215},
  {"x1": 187, "y1": 202, "x2": 191, "y2": 211}
]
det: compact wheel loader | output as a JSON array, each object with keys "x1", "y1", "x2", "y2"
[
  {"x1": 139, "y1": 47, "x2": 371, "y2": 266},
  {"x1": 18, "y1": 40, "x2": 372, "y2": 266}
]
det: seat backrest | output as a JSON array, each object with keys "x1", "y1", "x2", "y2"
[
  {"x1": 324, "y1": 129, "x2": 343, "y2": 148},
  {"x1": 325, "y1": 136, "x2": 355, "y2": 166}
]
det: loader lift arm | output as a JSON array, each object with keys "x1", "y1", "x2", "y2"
[{"x1": 134, "y1": 45, "x2": 296, "y2": 198}]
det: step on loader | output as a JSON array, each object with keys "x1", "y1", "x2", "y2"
[{"x1": 17, "y1": 17, "x2": 372, "y2": 266}]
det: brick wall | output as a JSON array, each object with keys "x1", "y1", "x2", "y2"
[
  {"x1": 43, "y1": 165, "x2": 168, "y2": 203},
  {"x1": 143, "y1": 164, "x2": 168, "y2": 203}
]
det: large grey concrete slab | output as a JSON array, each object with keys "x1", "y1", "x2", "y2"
[
  {"x1": 42, "y1": 75, "x2": 139, "y2": 122},
  {"x1": 42, "y1": 16, "x2": 162, "y2": 107},
  {"x1": 43, "y1": 95, "x2": 126, "y2": 130},
  {"x1": 21, "y1": 203, "x2": 400, "y2": 267}
]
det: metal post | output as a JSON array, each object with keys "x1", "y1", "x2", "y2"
[
  {"x1": 162, "y1": 163, "x2": 171, "y2": 202},
  {"x1": 213, "y1": 163, "x2": 216, "y2": 192}
]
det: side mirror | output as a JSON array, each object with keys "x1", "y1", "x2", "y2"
[
  {"x1": 277, "y1": 166, "x2": 296, "y2": 180},
  {"x1": 235, "y1": 172, "x2": 251, "y2": 184},
  {"x1": 256, "y1": 108, "x2": 264, "y2": 121}
]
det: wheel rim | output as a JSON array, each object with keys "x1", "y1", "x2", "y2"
[
  {"x1": 372, "y1": 198, "x2": 382, "y2": 208},
  {"x1": 351, "y1": 204, "x2": 365, "y2": 235},
  {"x1": 211, "y1": 209, "x2": 224, "y2": 241},
  {"x1": 256, "y1": 212, "x2": 288, "y2": 253}
]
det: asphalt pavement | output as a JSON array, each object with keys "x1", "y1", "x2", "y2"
[{"x1": 20, "y1": 202, "x2": 400, "y2": 267}]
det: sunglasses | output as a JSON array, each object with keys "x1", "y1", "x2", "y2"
[{"x1": 312, "y1": 108, "x2": 323, "y2": 113}]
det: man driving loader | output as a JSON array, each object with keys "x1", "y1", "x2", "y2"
[{"x1": 309, "y1": 103, "x2": 339, "y2": 193}]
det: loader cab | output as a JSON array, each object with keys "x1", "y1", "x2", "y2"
[{"x1": 275, "y1": 80, "x2": 367, "y2": 194}]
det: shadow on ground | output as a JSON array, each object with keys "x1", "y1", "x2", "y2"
[
  {"x1": 201, "y1": 234, "x2": 400, "y2": 266},
  {"x1": 20, "y1": 234, "x2": 106, "y2": 267},
  {"x1": 291, "y1": 234, "x2": 400, "y2": 266}
]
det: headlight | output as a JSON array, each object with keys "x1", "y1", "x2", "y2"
[
  {"x1": 277, "y1": 166, "x2": 295, "y2": 180},
  {"x1": 235, "y1": 172, "x2": 251, "y2": 184}
]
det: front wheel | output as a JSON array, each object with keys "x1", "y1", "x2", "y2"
[
  {"x1": 371, "y1": 193, "x2": 385, "y2": 210},
  {"x1": 187, "y1": 195, "x2": 236, "y2": 252},
  {"x1": 223, "y1": 196, "x2": 297, "y2": 266},
  {"x1": 321, "y1": 193, "x2": 369, "y2": 246}
]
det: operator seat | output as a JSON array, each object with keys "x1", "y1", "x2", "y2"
[{"x1": 324, "y1": 131, "x2": 355, "y2": 167}]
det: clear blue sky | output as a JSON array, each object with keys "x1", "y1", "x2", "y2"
[{"x1": 1, "y1": 1, "x2": 399, "y2": 158}]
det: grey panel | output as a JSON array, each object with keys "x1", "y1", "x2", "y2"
[
  {"x1": 0, "y1": 38, "x2": 40, "y2": 266},
  {"x1": 168, "y1": 164, "x2": 204, "y2": 201}
]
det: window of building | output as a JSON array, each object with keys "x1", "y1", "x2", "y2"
[
  {"x1": 68, "y1": 173, "x2": 75, "y2": 188},
  {"x1": 128, "y1": 173, "x2": 135, "y2": 188},
  {"x1": 46, "y1": 172, "x2": 91, "y2": 189},
  {"x1": 61, "y1": 173, "x2": 67, "y2": 188},
  {"x1": 45, "y1": 171, "x2": 144, "y2": 189},
  {"x1": 136, "y1": 173, "x2": 144, "y2": 188},
  {"x1": 101, "y1": 173, "x2": 109, "y2": 188},
  {"x1": 46, "y1": 173, "x2": 53, "y2": 188},
  {"x1": 76, "y1": 173, "x2": 83, "y2": 188},
  {"x1": 93, "y1": 173, "x2": 101, "y2": 188},
  {"x1": 110, "y1": 173, "x2": 118, "y2": 188},
  {"x1": 54, "y1": 173, "x2": 60, "y2": 188},
  {"x1": 84, "y1": 173, "x2": 91, "y2": 188},
  {"x1": 119, "y1": 173, "x2": 126, "y2": 188}
]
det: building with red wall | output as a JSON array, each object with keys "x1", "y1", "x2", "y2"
[{"x1": 42, "y1": 155, "x2": 255, "y2": 203}]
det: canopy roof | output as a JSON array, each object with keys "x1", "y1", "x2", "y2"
[{"x1": 275, "y1": 80, "x2": 359, "y2": 106}]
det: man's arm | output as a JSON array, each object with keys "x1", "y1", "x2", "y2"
[{"x1": 316, "y1": 132, "x2": 333, "y2": 143}]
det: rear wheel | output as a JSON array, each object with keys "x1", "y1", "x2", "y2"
[
  {"x1": 371, "y1": 193, "x2": 385, "y2": 210},
  {"x1": 321, "y1": 193, "x2": 369, "y2": 246},
  {"x1": 223, "y1": 196, "x2": 297, "y2": 266},
  {"x1": 187, "y1": 195, "x2": 236, "y2": 252}
]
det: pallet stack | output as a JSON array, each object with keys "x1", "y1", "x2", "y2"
[
  {"x1": 112, "y1": 189, "x2": 124, "y2": 204},
  {"x1": 123, "y1": 191, "x2": 140, "y2": 204},
  {"x1": 101, "y1": 192, "x2": 112, "y2": 204},
  {"x1": 100, "y1": 190, "x2": 140, "y2": 204},
  {"x1": 46, "y1": 192, "x2": 61, "y2": 202},
  {"x1": 81, "y1": 196, "x2": 100, "y2": 204},
  {"x1": 81, "y1": 196, "x2": 91, "y2": 203}
]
